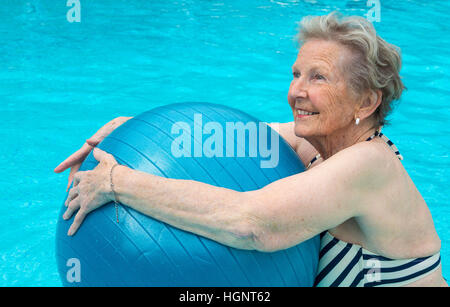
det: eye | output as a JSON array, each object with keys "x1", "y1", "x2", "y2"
[
  {"x1": 293, "y1": 72, "x2": 300, "y2": 78},
  {"x1": 313, "y1": 73, "x2": 326, "y2": 81}
]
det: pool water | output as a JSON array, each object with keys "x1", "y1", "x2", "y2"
[{"x1": 0, "y1": 0, "x2": 449, "y2": 286}]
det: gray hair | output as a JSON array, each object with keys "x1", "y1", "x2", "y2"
[{"x1": 296, "y1": 12, "x2": 405, "y2": 126}]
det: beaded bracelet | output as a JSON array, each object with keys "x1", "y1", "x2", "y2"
[{"x1": 110, "y1": 164, "x2": 121, "y2": 223}]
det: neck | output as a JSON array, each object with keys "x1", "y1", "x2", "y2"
[{"x1": 306, "y1": 121, "x2": 378, "y2": 160}]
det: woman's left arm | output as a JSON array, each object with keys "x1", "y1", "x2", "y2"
[
  {"x1": 64, "y1": 148, "x2": 260, "y2": 250},
  {"x1": 64, "y1": 145, "x2": 390, "y2": 252},
  {"x1": 109, "y1": 165, "x2": 261, "y2": 250}
]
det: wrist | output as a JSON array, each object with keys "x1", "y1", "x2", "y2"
[
  {"x1": 108, "y1": 164, "x2": 130, "y2": 203},
  {"x1": 108, "y1": 164, "x2": 131, "y2": 223}
]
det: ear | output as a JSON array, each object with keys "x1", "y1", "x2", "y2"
[{"x1": 357, "y1": 89, "x2": 382, "y2": 121}]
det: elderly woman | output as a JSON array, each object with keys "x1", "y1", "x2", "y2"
[{"x1": 54, "y1": 13, "x2": 447, "y2": 287}]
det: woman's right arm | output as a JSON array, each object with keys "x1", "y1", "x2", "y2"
[
  {"x1": 267, "y1": 122, "x2": 320, "y2": 168},
  {"x1": 54, "y1": 116, "x2": 133, "y2": 190}
]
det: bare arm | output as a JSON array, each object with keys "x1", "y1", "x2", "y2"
[
  {"x1": 113, "y1": 165, "x2": 259, "y2": 250},
  {"x1": 109, "y1": 143, "x2": 385, "y2": 252},
  {"x1": 245, "y1": 143, "x2": 388, "y2": 251}
]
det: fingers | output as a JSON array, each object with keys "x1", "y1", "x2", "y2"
[
  {"x1": 65, "y1": 186, "x2": 79, "y2": 207},
  {"x1": 54, "y1": 143, "x2": 93, "y2": 173},
  {"x1": 67, "y1": 209, "x2": 87, "y2": 236},
  {"x1": 63, "y1": 196, "x2": 80, "y2": 220},
  {"x1": 66, "y1": 163, "x2": 82, "y2": 192},
  {"x1": 72, "y1": 171, "x2": 85, "y2": 188},
  {"x1": 92, "y1": 147, "x2": 106, "y2": 161},
  {"x1": 85, "y1": 139, "x2": 99, "y2": 147},
  {"x1": 92, "y1": 147, "x2": 116, "y2": 164},
  {"x1": 55, "y1": 116, "x2": 129, "y2": 174},
  {"x1": 63, "y1": 177, "x2": 90, "y2": 236}
]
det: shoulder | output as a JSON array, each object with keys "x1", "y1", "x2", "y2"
[
  {"x1": 332, "y1": 140, "x2": 386, "y2": 167},
  {"x1": 318, "y1": 140, "x2": 395, "y2": 194}
]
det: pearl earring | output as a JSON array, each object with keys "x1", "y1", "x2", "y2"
[{"x1": 355, "y1": 117, "x2": 360, "y2": 125}]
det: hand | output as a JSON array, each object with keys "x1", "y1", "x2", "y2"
[
  {"x1": 54, "y1": 116, "x2": 132, "y2": 191},
  {"x1": 63, "y1": 148, "x2": 119, "y2": 236}
]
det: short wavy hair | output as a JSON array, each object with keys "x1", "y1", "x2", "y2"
[{"x1": 296, "y1": 12, "x2": 405, "y2": 126}]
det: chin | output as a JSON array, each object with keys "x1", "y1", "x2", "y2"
[{"x1": 293, "y1": 121, "x2": 311, "y2": 138}]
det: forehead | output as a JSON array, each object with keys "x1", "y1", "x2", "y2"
[{"x1": 293, "y1": 39, "x2": 352, "y2": 70}]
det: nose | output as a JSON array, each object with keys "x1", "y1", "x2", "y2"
[{"x1": 289, "y1": 76, "x2": 308, "y2": 101}]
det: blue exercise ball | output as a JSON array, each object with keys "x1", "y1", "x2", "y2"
[{"x1": 56, "y1": 102, "x2": 319, "y2": 286}]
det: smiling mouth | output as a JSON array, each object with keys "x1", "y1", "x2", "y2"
[{"x1": 296, "y1": 109, "x2": 319, "y2": 117}]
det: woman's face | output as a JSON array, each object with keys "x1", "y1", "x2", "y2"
[{"x1": 288, "y1": 39, "x2": 359, "y2": 138}]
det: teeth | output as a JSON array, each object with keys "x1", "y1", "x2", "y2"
[{"x1": 297, "y1": 110, "x2": 318, "y2": 115}]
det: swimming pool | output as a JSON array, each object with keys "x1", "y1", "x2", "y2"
[{"x1": 0, "y1": 0, "x2": 449, "y2": 286}]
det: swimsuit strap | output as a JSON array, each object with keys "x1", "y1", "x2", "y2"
[
  {"x1": 365, "y1": 126, "x2": 404, "y2": 160},
  {"x1": 307, "y1": 154, "x2": 321, "y2": 169},
  {"x1": 306, "y1": 126, "x2": 403, "y2": 169}
]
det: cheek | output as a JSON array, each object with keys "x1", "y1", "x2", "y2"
[
  {"x1": 314, "y1": 88, "x2": 352, "y2": 120},
  {"x1": 312, "y1": 87, "x2": 354, "y2": 128},
  {"x1": 308, "y1": 87, "x2": 337, "y2": 115}
]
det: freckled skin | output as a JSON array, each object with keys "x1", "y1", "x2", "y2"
[{"x1": 288, "y1": 39, "x2": 373, "y2": 159}]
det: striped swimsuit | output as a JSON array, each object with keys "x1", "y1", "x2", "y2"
[{"x1": 310, "y1": 128, "x2": 442, "y2": 287}]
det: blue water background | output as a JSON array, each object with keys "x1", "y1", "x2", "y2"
[{"x1": 0, "y1": 0, "x2": 449, "y2": 286}]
